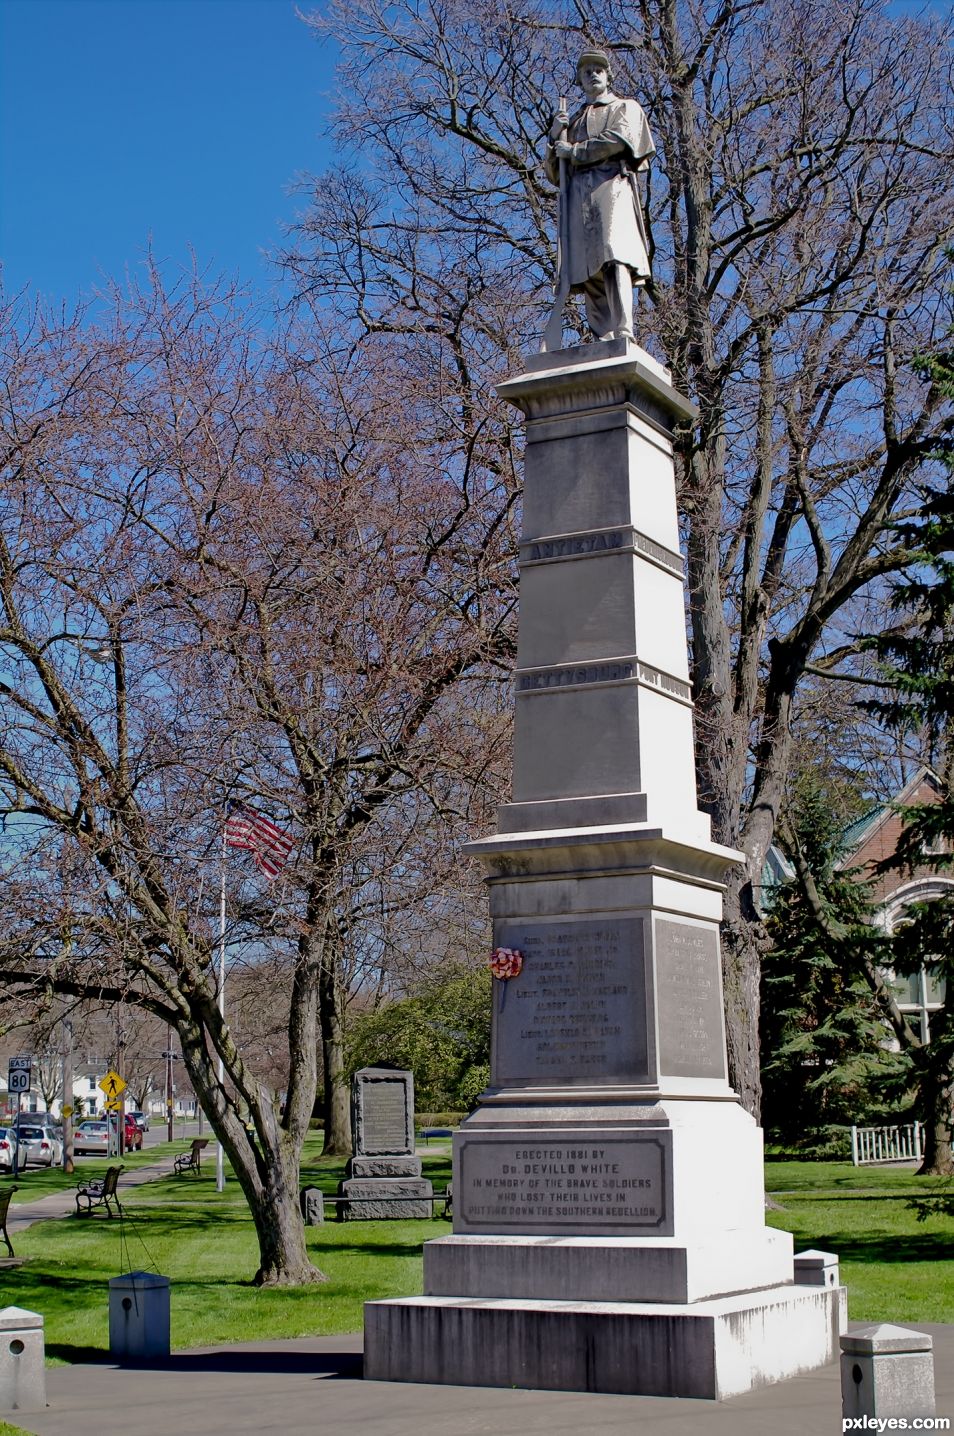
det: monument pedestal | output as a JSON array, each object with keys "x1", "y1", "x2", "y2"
[
  {"x1": 365, "y1": 1286, "x2": 842, "y2": 1400},
  {"x1": 363, "y1": 340, "x2": 842, "y2": 1395}
]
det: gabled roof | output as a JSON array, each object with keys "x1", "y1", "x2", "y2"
[{"x1": 836, "y1": 766, "x2": 943, "y2": 869}]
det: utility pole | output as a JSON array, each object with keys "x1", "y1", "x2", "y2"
[
  {"x1": 117, "y1": 1022, "x2": 126, "y2": 1158},
  {"x1": 164, "y1": 1030, "x2": 178, "y2": 1142},
  {"x1": 61, "y1": 1016, "x2": 74, "y2": 1174}
]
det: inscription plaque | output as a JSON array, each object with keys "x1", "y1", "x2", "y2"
[
  {"x1": 458, "y1": 1134, "x2": 670, "y2": 1235},
  {"x1": 655, "y1": 920, "x2": 727, "y2": 1080},
  {"x1": 493, "y1": 917, "x2": 648, "y2": 1085},
  {"x1": 517, "y1": 661, "x2": 635, "y2": 692},
  {"x1": 352, "y1": 1068, "x2": 415, "y2": 1156}
]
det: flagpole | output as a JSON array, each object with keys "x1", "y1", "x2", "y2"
[{"x1": 216, "y1": 823, "x2": 226, "y2": 1193}]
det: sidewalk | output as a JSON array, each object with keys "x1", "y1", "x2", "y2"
[
  {"x1": 4, "y1": 1158, "x2": 174, "y2": 1240},
  {"x1": 15, "y1": 1322, "x2": 953, "y2": 1436}
]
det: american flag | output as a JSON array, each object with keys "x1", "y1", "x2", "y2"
[{"x1": 224, "y1": 805, "x2": 294, "y2": 881}]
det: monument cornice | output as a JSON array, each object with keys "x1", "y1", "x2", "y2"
[
  {"x1": 496, "y1": 340, "x2": 699, "y2": 431},
  {"x1": 463, "y1": 824, "x2": 744, "y2": 886}
]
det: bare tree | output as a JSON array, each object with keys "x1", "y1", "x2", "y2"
[
  {"x1": 0, "y1": 268, "x2": 516, "y2": 1278},
  {"x1": 291, "y1": 0, "x2": 954, "y2": 1112}
]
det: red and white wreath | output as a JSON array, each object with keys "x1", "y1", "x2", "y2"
[{"x1": 489, "y1": 946, "x2": 523, "y2": 980}]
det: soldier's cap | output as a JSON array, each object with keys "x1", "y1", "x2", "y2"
[{"x1": 577, "y1": 48, "x2": 612, "y2": 74}]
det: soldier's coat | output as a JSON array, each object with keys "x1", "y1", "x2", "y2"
[{"x1": 546, "y1": 93, "x2": 655, "y2": 288}]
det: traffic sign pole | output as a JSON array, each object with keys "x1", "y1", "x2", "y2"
[
  {"x1": 7, "y1": 1059, "x2": 31, "y2": 1178},
  {"x1": 12, "y1": 1093, "x2": 22, "y2": 1178}
]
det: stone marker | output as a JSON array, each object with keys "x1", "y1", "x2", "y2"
[
  {"x1": 0, "y1": 1306, "x2": 46, "y2": 1413},
  {"x1": 841, "y1": 1325, "x2": 935, "y2": 1421},
  {"x1": 108, "y1": 1272, "x2": 170, "y2": 1361},
  {"x1": 337, "y1": 1068, "x2": 433, "y2": 1219},
  {"x1": 300, "y1": 1187, "x2": 325, "y2": 1226}
]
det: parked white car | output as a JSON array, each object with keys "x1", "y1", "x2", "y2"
[
  {"x1": 0, "y1": 1126, "x2": 20, "y2": 1171},
  {"x1": 15, "y1": 1123, "x2": 63, "y2": 1168}
]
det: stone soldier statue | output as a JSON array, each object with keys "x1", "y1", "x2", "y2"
[{"x1": 543, "y1": 48, "x2": 655, "y2": 347}]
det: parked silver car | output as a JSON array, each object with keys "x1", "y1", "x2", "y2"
[
  {"x1": 73, "y1": 1120, "x2": 110, "y2": 1157},
  {"x1": 0, "y1": 1126, "x2": 20, "y2": 1172},
  {"x1": 15, "y1": 1123, "x2": 63, "y2": 1168}
]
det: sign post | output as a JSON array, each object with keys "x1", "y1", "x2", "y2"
[
  {"x1": 98, "y1": 1071, "x2": 127, "y2": 1158},
  {"x1": 8, "y1": 1058, "x2": 31, "y2": 1178}
]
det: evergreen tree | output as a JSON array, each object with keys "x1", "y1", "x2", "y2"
[
  {"x1": 859, "y1": 328, "x2": 954, "y2": 1172},
  {"x1": 762, "y1": 786, "x2": 904, "y2": 1153}
]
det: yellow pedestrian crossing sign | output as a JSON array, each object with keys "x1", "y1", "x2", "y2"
[{"x1": 99, "y1": 1070, "x2": 126, "y2": 1100}]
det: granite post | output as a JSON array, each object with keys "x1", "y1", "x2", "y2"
[
  {"x1": 841, "y1": 1326, "x2": 936, "y2": 1422},
  {"x1": 0, "y1": 1307, "x2": 46, "y2": 1414},
  {"x1": 363, "y1": 339, "x2": 843, "y2": 1397}
]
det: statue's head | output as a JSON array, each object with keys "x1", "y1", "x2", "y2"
[
  {"x1": 577, "y1": 48, "x2": 612, "y2": 78},
  {"x1": 576, "y1": 48, "x2": 613, "y2": 99}
]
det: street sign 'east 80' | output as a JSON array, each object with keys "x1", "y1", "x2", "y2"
[{"x1": 7, "y1": 1057, "x2": 31, "y2": 1093}]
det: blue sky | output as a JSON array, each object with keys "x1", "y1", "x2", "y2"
[{"x1": 0, "y1": 0, "x2": 338, "y2": 306}]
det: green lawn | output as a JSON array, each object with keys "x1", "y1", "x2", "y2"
[
  {"x1": 765, "y1": 1160, "x2": 954, "y2": 1322},
  {"x1": 3, "y1": 1149, "x2": 951, "y2": 1363},
  {"x1": 2, "y1": 1140, "x2": 452, "y2": 1363}
]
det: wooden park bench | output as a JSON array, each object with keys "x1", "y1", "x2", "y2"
[
  {"x1": 0, "y1": 1184, "x2": 17, "y2": 1257},
  {"x1": 76, "y1": 1165, "x2": 124, "y2": 1219},
  {"x1": 174, "y1": 1138, "x2": 209, "y2": 1176}
]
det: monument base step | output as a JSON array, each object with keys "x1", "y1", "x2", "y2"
[
  {"x1": 338, "y1": 1178, "x2": 433, "y2": 1220},
  {"x1": 364, "y1": 1283, "x2": 844, "y2": 1399},
  {"x1": 347, "y1": 1156, "x2": 423, "y2": 1179},
  {"x1": 424, "y1": 1228, "x2": 793, "y2": 1304}
]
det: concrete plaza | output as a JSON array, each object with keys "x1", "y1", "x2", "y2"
[{"x1": 9, "y1": 1322, "x2": 948, "y2": 1436}]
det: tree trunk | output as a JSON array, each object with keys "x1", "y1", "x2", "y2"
[
  {"x1": 243, "y1": 1151, "x2": 328, "y2": 1287},
  {"x1": 319, "y1": 954, "x2": 352, "y2": 1157},
  {"x1": 916, "y1": 1052, "x2": 954, "y2": 1176},
  {"x1": 179, "y1": 1020, "x2": 327, "y2": 1286},
  {"x1": 919, "y1": 1119, "x2": 954, "y2": 1177}
]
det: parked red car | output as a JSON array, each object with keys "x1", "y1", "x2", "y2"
[{"x1": 122, "y1": 1114, "x2": 143, "y2": 1152}]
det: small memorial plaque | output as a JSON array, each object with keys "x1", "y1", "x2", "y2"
[
  {"x1": 457, "y1": 1133, "x2": 671, "y2": 1236},
  {"x1": 655, "y1": 920, "x2": 726, "y2": 1080},
  {"x1": 352, "y1": 1068, "x2": 415, "y2": 1156},
  {"x1": 492, "y1": 917, "x2": 648, "y2": 1085}
]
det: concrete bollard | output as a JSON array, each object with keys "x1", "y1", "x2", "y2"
[
  {"x1": 300, "y1": 1186, "x2": 325, "y2": 1226},
  {"x1": 794, "y1": 1248, "x2": 847, "y2": 1333},
  {"x1": 794, "y1": 1248, "x2": 840, "y2": 1289},
  {"x1": 109, "y1": 1272, "x2": 171, "y2": 1361},
  {"x1": 0, "y1": 1306, "x2": 47, "y2": 1414},
  {"x1": 841, "y1": 1324, "x2": 935, "y2": 1422}
]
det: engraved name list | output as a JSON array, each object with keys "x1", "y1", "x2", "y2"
[{"x1": 493, "y1": 917, "x2": 647, "y2": 1085}]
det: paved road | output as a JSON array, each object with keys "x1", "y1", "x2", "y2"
[{"x1": 12, "y1": 1322, "x2": 953, "y2": 1436}]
